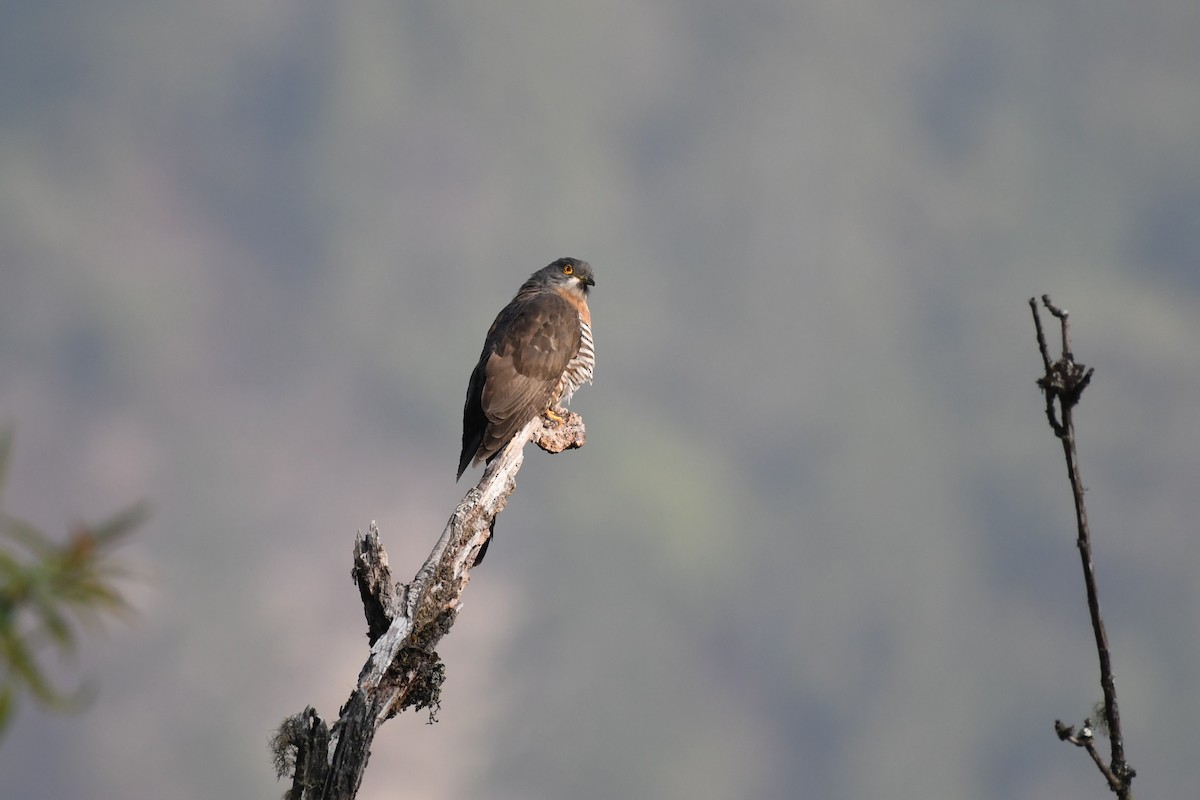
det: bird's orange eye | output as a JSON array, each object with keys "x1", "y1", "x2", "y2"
[{"x1": 562, "y1": 263, "x2": 573, "y2": 275}]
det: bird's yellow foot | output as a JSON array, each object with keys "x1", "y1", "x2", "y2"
[{"x1": 543, "y1": 407, "x2": 567, "y2": 426}]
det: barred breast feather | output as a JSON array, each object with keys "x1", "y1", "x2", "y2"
[{"x1": 559, "y1": 320, "x2": 594, "y2": 404}]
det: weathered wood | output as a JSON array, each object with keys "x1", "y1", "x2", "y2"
[{"x1": 272, "y1": 411, "x2": 586, "y2": 800}]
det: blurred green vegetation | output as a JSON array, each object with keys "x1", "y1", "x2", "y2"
[{"x1": 0, "y1": 427, "x2": 145, "y2": 739}]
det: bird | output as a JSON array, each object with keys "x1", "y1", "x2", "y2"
[{"x1": 458, "y1": 257, "x2": 596, "y2": 482}]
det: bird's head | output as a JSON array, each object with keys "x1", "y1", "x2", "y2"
[{"x1": 537, "y1": 257, "x2": 595, "y2": 296}]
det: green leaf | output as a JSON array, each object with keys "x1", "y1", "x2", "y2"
[
  {"x1": 2, "y1": 631, "x2": 57, "y2": 705},
  {"x1": 90, "y1": 503, "x2": 150, "y2": 547},
  {"x1": 0, "y1": 426, "x2": 12, "y2": 508},
  {"x1": 0, "y1": 683, "x2": 15, "y2": 740},
  {"x1": 0, "y1": 516, "x2": 57, "y2": 559}
]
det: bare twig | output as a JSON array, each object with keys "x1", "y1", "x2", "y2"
[
  {"x1": 1030, "y1": 296, "x2": 1134, "y2": 798},
  {"x1": 272, "y1": 412, "x2": 586, "y2": 800},
  {"x1": 1054, "y1": 718, "x2": 1124, "y2": 792}
]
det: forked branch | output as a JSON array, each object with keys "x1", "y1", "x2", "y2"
[{"x1": 271, "y1": 412, "x2": 586, "y2": 800}]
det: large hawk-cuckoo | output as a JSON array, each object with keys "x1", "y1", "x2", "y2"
[{"x1": 458, "y1": 257, "x2": 595, "y2": 480}]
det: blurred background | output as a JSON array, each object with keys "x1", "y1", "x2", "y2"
[{"x1": 2, "y1": 1, "x2": 1199, "y2": 798}]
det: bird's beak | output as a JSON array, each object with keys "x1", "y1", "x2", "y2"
[{"x1": 580, "y1": 275, "x2": 595, "y2": 287}]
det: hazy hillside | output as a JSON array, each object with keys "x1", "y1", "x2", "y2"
[{"x1": 2, "y1": 2, "x2": 1198, "y2": 798}]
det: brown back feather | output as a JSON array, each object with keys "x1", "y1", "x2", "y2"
[{"x1": 458, "y1": 289, "x2": 582, "y2": 476}]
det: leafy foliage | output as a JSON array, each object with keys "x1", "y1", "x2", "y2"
[{"x1": 0, "y1": 428, "x2": 146, "y2": 739}]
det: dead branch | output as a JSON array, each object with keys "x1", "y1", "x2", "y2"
[
  {"x1": 1029, "y1": 295, "x2": 1134, "y2": 798},
  {"x1": 272, "y1": 412, "x2": 586, "y2": 800}
]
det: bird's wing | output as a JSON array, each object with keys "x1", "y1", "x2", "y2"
[{"x1": 477, "y1": 293, "x2": 581, "y2": 451}]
